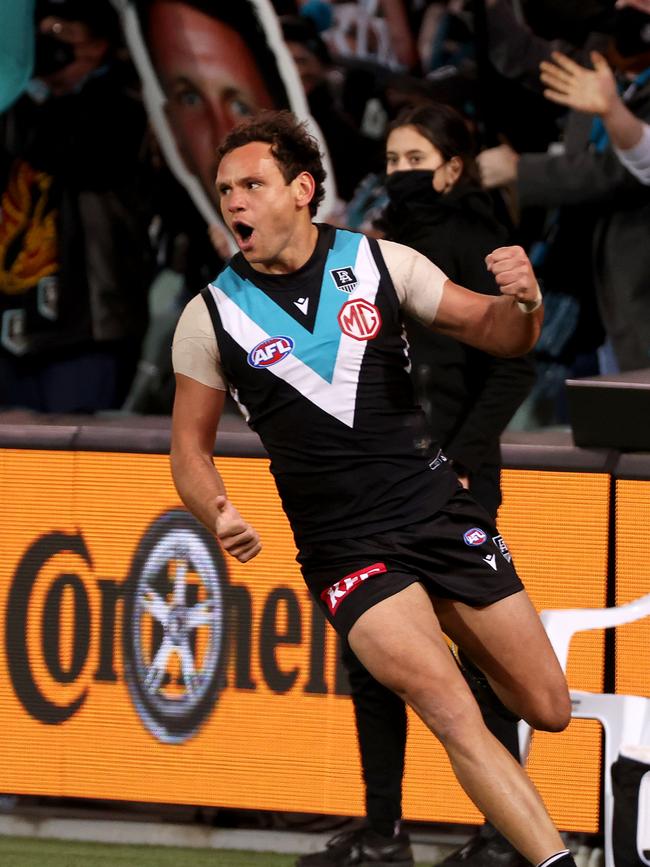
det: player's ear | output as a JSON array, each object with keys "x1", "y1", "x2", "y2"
[{"x1": 293, "y1": 171, "x2": 316, "y2": 209}]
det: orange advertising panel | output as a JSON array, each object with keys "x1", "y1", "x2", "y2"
[
  {"x1": 498, "y1": 469, "x2": 611, "y2": 832},
  {"x1": 0, "y1": 452, "x2": 609, "y2": 831},
  {"x1": 615, "y1": 480, "x2": 650, "y2": 698}
]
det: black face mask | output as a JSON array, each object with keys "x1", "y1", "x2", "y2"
[{"x1": 385, "y1": 169, "x2": 442, "y2": 208}]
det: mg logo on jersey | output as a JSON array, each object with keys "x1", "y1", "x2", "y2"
[
  {"x1": 463, "y1": 527, "x2": 487, "y2": 547},
  {"x1": 321, "y1": 562, "x2": 387, "y2": 614},
  {"x1": 248, "y1": 336, "x2": 294, "y2": 368},
  {"x1": 337, "y1": 299, "x2": 382, "y2": 341},
  {"x1": 330, "y1": 266, "x2": 358, "y2": 293}
]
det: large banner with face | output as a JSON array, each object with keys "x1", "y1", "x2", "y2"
[{"x1": 112, "y1": 0, "x2": 338, "y2": 240}]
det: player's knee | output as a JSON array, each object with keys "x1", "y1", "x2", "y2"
[
  {"x1": 524, "y1": 686, "x2": 571, "y2": 733},
  {"x1": 402, "y1": 681, "x2": 481, "y2": 746}
]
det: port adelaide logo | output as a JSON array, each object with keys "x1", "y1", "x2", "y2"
[{"x1": 330, "y1": 266, "x2": 358, "y2": 293}]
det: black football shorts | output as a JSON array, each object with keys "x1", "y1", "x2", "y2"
[{"x1": 298, "y1": 488, "x2": 524, "y2": 637}]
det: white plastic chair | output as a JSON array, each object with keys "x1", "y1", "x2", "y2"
[{"x1": 519, "y1": 593, "x2": 650, "y2": 867}]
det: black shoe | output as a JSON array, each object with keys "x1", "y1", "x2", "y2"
[
  {"x1": 295, "y1": 826, "x2": 414, "y2": 866},
  {"x1": 437, "y1": 824, "x2": 528, "y2": 867}
]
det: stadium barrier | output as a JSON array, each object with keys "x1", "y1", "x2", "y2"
[{"x1": 0, "y1": 416, "x2": 647, "y2": 835}]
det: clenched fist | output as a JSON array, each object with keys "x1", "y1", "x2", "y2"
[
  {"x1": 215, "y1": 495, "x2": 262, "y2": 562},
  {"x1": 485, "y1": 246, "x2": 542, "y2": 311}
]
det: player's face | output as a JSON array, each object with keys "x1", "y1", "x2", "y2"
[
  {"x1": 385, "y1": 125, "x2": 449, "y2": 193},
  {"x1": 148, "y1": 1, "x2": 276, "y2": 203},
  {"x1": 216, "y1": 142, "x2": 313, "y2": 273}
]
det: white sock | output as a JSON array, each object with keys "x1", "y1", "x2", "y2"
[{"x1": 536, "y1": 850, "x2": 572, "y2": 867}]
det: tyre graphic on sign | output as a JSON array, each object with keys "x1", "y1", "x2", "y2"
[{"x1": 122, "y1": 509, "x2": 228, "y2": 744}]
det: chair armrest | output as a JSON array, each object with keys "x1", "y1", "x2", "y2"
[{"x1": 540, "y1": 593, "x2": 650, "y2": 672}]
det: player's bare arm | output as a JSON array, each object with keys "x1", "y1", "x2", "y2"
[
  {"x1": 170, "y1": 373, "x2": 261, "y2": 562},
  {"x1": 434, "y1": 245, "x2": 543, "y2": 357}
]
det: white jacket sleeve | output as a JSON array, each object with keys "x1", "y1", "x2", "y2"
[{"x1": 615, "y1": 123, "x2": 650, "y2": 185}]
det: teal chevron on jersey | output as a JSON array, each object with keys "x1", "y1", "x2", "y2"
[{"x1": 214, "y1": 231, "x2": 369, "y2": 384}]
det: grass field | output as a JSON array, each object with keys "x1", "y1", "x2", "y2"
[
  {"x1": 0, "y1": 835, "x2": 301, "y2": 867},
  {"x1": 0, "y1": 834, "x2": 434, "y2": 866}
]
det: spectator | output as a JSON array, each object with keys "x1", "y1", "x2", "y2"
[
  {"x1": 281, "y1": 13, "x2": 382, "y2": 200},
  {"x1": 540, "y1": 49, "x2": 650, "y2": 184},
  {"x1": 477, "y1": 1, "x2": 650, "y2": 408},
  {"x1": 0, "y1": 0, "x2": 153, "y2": 412}
]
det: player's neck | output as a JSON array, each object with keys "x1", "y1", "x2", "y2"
[{"x1": 253, "y1": 222, "x2": 319, "y2": 276}]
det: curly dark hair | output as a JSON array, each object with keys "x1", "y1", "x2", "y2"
[{"x1": 215, "y1": 110, "x2": 326, "y2": 216}]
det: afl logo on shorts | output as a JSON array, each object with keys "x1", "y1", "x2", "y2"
[
  {"x1": 337, "y1": 299, "x2": 382, "y2": 341},
  {"x1": 463, "y1": 527, "x2": 487, "y2": 547},
  {"x1": 248, "y1": 336, "x2": 294, "y2": 368}
]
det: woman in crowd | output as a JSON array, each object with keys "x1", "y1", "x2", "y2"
[{"x1": 381, "y1": 102, "x2": 535, "y2": 517}]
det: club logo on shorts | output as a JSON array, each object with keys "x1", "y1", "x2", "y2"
[
  {"x1": 248, "y1": 336, "x2": 294, "y2": 368},
  {"x1": 321, "y1": 562, "x2": 387, "y2": 614},
  {"x1": 463, "y1": 527, "x2": 487, "y2": 547},
  {"x1": 492, "y1": 535, "x2": 512, "y2": 563},
  {"x1": 330, "y1": 266, "x2": 358, "y2": 293},
  {"x1": 337, "y1": 299, "x2": 382, "y2": 341}
]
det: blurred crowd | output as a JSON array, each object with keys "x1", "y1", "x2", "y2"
[{"x1": 1, "y1": 0, "x2": 649, "y2": 427}]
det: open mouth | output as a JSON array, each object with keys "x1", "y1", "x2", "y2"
[{"x1": 233, "y1": 221, "x2": 254, "y2": 243}]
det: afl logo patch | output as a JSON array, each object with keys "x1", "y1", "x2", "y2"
[
  {"x1": 248, "y1": 336, "x2": 294, "y2": 368},
  {"x1": 463, "y1": 527, "x2": 487, "y2": 547},
  {"x1": 337, "y1": 298, "x2": 382, "y2": 341}
]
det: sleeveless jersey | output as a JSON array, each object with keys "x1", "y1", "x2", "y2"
[{"x1": 200, "y1": 224, "x2": 459, "y2": 546}]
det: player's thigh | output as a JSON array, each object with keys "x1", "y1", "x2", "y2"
[
  {"x1": 434, "y1": 589, "x2": 571, "y2": 731},
  {"x1": 347, "y1": 582, "x2": 481, "y2": 738}
]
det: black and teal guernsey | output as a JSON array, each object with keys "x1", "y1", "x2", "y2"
[{"x1": 200, "y1": 224, "x2": 459, "y2": 547}]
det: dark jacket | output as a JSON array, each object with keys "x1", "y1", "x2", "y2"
[
  {"x1": 487, "y1": 0, "x2": 650, "y2": 371},
  {"x1": 0, "y1": 63, "x2": 153, "y2": 358},
  {"x1": 382, "y1": 180, "x2": 536, "y2": 515}
]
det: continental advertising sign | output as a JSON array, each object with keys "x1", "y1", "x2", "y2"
[{"x1": 0, "y1": 451, "x2": 609, "y2": 830}]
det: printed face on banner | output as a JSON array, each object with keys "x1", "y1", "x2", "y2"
[
  {"x1": 144, "y1": 1, "x2": 279, "y2": 203},
  {"x1": 136, "y1": 0, "x2": 314, "y2": 212}
]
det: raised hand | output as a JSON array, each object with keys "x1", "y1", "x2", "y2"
[
  {"x1": 540, "y1": 51, "x2": 617, "y2": 116},
  {"x1": 215, "y1": 495, "x2": 262, "y2": 562}
]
